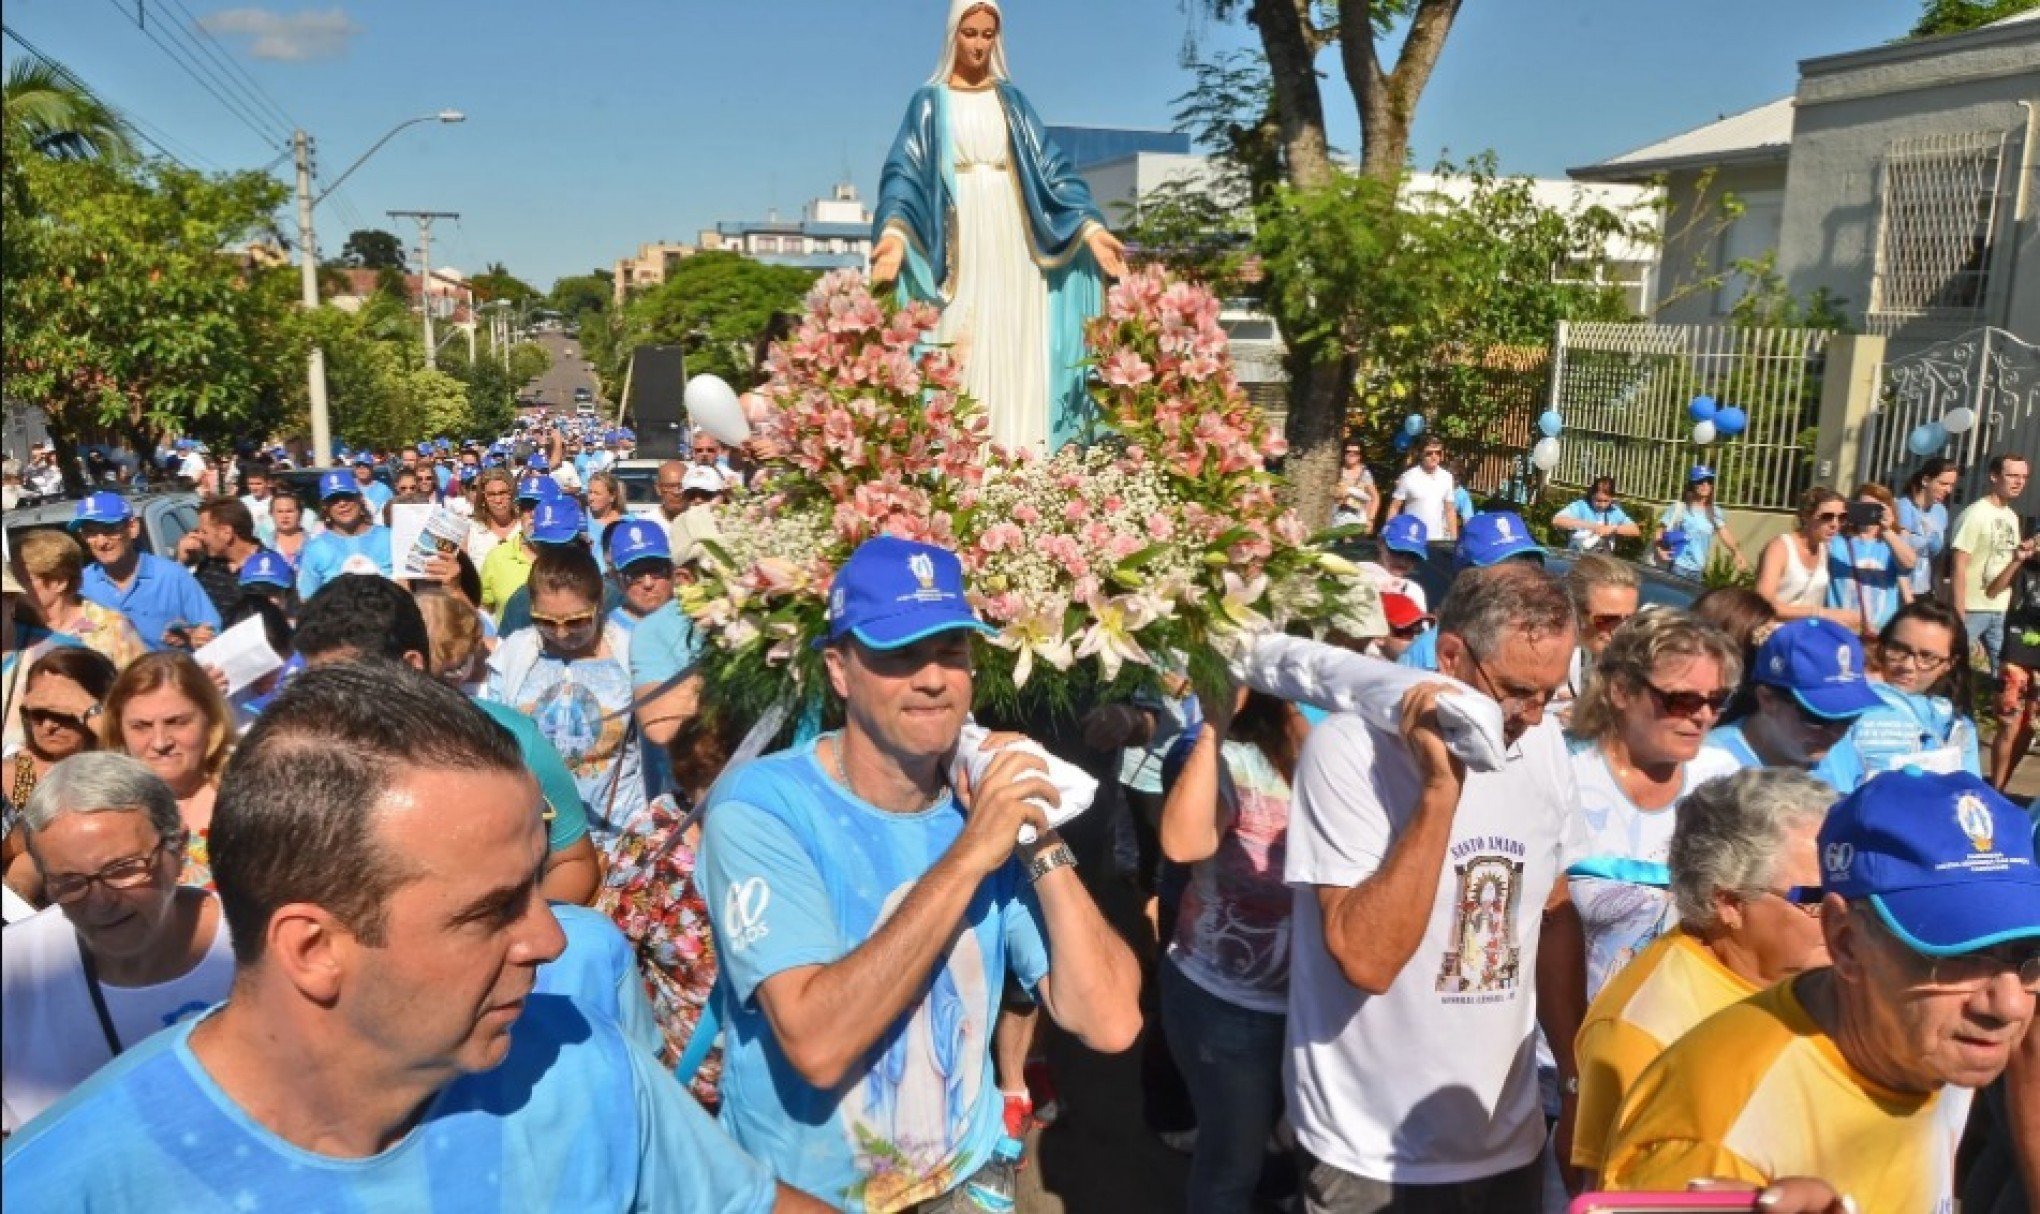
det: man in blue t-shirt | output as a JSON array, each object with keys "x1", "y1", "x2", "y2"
[
  {"x1": 72, "y1": 491, "x2": 221, "y2": 651},
  {"x1": 297, "y1": 470, "x2": 394, "y2": 599},
  {"x1": 2, "y1": 662, "x2": 817, "y2": 1213},
  {"x1": 700, "y1": 536, "x2": 1142, "y2": 1211}
]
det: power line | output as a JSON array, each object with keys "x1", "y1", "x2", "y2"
[
  {"x1": 155, "y1": 0, "x2": 300, "y2": 133},
  {"x1": 1, "y1": 23, "x2": 204, "y2": 169},
  {"x1": 97, "y1": 0, "x2": 289, "y2": 151},
  {"x1": 144, "y1": 6, "x2": 295, "y2": 143}
]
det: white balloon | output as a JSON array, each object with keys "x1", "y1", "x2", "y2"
[
  {"x1": 1531, "y1": 437, "x2": 1562, "y2": 471},
  {"x1": 1941, "y1": 407, "x2": 1976, "y2": 435},
  {"x1": 1692, "y1": 420, "x2": 1718, "y2": 446},
  {"x1": 683, "y1": 373, "x2": 751, "y2": 445}
]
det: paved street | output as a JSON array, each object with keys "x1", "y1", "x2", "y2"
[{"x1": 523, "y1": 329, "x2": 603, "y2": 414}]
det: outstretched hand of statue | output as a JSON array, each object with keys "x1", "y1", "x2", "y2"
[
  {"x1": 869, "y1": 234, "x2": 905, "y2": 289},
  {"x1": 1086, "y1": 227, "x2": 1128, "y2": 279}
]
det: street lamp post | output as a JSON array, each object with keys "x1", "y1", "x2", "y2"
[{"x1": 294, "y1": 110, "x2": 464, "y2": 467}]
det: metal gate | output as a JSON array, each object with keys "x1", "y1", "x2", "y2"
[{"x1": 1858, "y1": 327, "x2": 2040, "y2": 495}]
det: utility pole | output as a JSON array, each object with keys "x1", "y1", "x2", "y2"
[
  {"x1": 388, "y1": 210, "x2": 459, "y2": 369},
  {"x1": 293, "y1": 130, "x2": 334, "y2": 467}
]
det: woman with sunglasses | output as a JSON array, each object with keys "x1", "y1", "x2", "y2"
[
  {"x1": 1564, "y1": 609, "x2": 1745, "y2": 1005},
  {"x1": 6, "y1": 648, "x2": 119, "y2": 837},
  {"x1": 1331, "y1": 440, "x2": 1377, "y2": 532},
  {"x1": 1812, "y1": 599, "x2": 1978, "y2": 795},
  {"x1": 484, "y1": 544, "x2": 644, "y2": 843},
  {"x1": 101, "y1": 652, "x2": 235, "y2": 890},
  {"x1": 1, "y1": 752, "x2": 234, "y2": 1132},
  {"x1": 1755, "y1": 487, "x2": 1857, "y2": 626}
]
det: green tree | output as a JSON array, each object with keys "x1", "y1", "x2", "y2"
[
  {"x1": 2, "y1": 154, "x2": 302, "y2": 493},
  {"x1": 340, "y1": 227, "x2": 405, "y2": 270},
  {"x1": 613, "y1": 252, "x2": 816, "y2": 390},
  {"x1": 470, "y1": 260, "x2": 539, "y2": 305},
  {"x1": 2, "y1": 58, "x2": 136, "y2": 163},
  {"x1": 1910, "y1": 0, "x2": 2035, "y2": 36},
  {"x1": 548, "y1": 272, "x2": 612, "y2": 322}
]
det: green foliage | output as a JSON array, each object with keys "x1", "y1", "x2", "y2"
[
  {"x1": 548, "y1": 273, "x2": 611, "y2": 321},
  {"x1": 2, "y1": 153, "x2": 303, "y2": 461},
  {"x1": 1910, "y1": 0, "x2": 2035, "y2": 36},
  {"x1": 470, "y1": 260, "x2": 539, "y2": 305},
  {"x1": 1724, "y1": 252, "x2": 1853, "y2": 332},
  {"x1": 508, "y1": 342, "x2": 551, "y2": 386},
  {"x1": 339, "y1": 228, "x2": 405, "y2": 270},
  {"x1": 3, "y1": 58, "x2": 136, "y2": 164},
  {"x1": 613, "y1": 252, "x2": 818, "y2": 390}
]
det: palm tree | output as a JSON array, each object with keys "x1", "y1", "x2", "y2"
[{"x1": 3, "y1": 58, "x2": 136, "y2": 162}]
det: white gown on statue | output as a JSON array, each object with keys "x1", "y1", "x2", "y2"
[{"x1": 938, "y1": 85, "x2": 1051, "y2": 452}]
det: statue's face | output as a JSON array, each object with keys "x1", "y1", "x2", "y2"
[{"x1": 953, "y1": 6, "x2": 999, "y2": 75}]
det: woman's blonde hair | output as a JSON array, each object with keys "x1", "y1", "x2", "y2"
[
  {"x1": 101, "y1": 651, "x2": 235, "y2": 783},
  {"x1": 1570, "y1": 607, "x2": 1743, "y2": 744},
  {"x1": 17, "y1": 529, "x2": 85, "y2": 592},
  {"x1": 416, "y1": 591, "x2": 484, "y2": 681}
]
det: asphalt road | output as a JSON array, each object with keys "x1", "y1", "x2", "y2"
[{"x1": 523, "y1": 330, "x2": 603, "y2": 414}]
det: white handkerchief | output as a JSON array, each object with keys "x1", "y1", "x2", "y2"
[{"x1": 951, "y1": 721, "x2": 1099, "y2": 846}]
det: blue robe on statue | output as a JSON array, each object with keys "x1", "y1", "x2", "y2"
[{"x1": 875, "y1": 83, "x2": 1106, "y2": 451}]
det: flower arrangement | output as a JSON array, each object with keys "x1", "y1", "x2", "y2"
[{"x1": 680, "y1": 266, "x2": 1374, "y2": 723}]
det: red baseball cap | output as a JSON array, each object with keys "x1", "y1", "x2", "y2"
[{"x1": 1382, "y1": 593, "x2": 1431, "y2": 632}]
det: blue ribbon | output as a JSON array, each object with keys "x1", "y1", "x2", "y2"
[{"x1": 1566, "y1": 857, "x2": 1672, "y2": 888}]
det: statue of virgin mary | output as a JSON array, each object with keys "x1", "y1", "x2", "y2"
[{"x1": 871, "y1": 0, "x2": 1128, "y2": 453}]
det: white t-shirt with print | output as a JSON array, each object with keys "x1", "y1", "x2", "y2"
[
  {"x1": 1284, "y1": 712, "x2": 1588, "y2": 1184},
  {"x1": 2, "y1": 895, "x2": 234, "y2": 1132},
  {"x1": 1392, "y1": 466, "x2": 1457, "y2": 538}
]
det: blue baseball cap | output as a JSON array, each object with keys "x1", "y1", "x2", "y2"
[
  {"x1": 1455, "y1": 512, "x2": 1542, "y2": 570},
  {"x1": 318, "y1": 469, "x2": 361, "y2": 501},
  {"x1": 529, "y1": 496, "x2": 586, "y2": 546},
  {"x1": 606, "y1": 518, "x2": 671, "y2": 570},
  {"x1": 823, "y1": 536, "x2": 996, "y2": 651},
  {"x1": 1380, "y1": 515, "x2": 1429, "y2": 560},
  {"x1": 238, "y1": 550, "x2": 294, "y2": 591},
  {"x1": 1821, "y1": 769, "x2": 2040, "y2": 955},
  {"x1": 352, "y1": 453, "x2": 376, "y2": 468},
  {"x1": 526, "y1": 454, "x2": 550, "y2": 472},
  {"x1": 1754, "y1": 618, "x2": 1882, "y2": 719},
  {"x1": 69, "y1": 492, "x2": 134, "y2": 530},
  {"x1": 1689, "y1": 464, "x2": 1716, "y2": 484},
  {"x1": 515, "y1": 473, "x2": 559, "y2": 505}
]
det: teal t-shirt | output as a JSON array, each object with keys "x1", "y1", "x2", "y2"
[
  {"x1": 0, "y1": 998, "x2": 776, "y2": 1213},
  {"x1": 474, "y1": 698, "x2": 591, "y2": 853}
]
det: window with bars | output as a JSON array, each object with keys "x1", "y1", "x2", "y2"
[{"x1": 1870, "y1": 131, "x2": 2009, "y2": 319}]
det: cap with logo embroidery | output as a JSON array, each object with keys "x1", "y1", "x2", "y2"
[
  {"x1": 529, "y1": 496, "x2": 586, "y2": 547},
  {"x1": 1820, "y1": 768, "x2": 2040, "y2": 955},
  {"x1": 822, "y1": 535, "x2": 996, "y2": 650},
  {"x1": 515, "y1": 473, "x2": 559, "y2": 505},
  {"x1": 1380, "y1": 515, "x2": 1429, "y2": 560},
  {"x1": 69, "y1": 492, "x2": 134, "y2": 530},
  {"x1": 237, "y1": 550, "x2": 294, "y2": 590},
  {"x1": 606, "y1": 518, "x2": 672, "y2": 570},
  {"x1": 1754, "y1": 618, "x2": 1881, "y2": 720},
  {"x1": 1455, "y1": 512, "x2": 1543, "y2": 570},
  {"x1": 317, "y1": 470, "x2": 361, "y2": 502},
  {"x1": 1688, "y1": 465, "x2": 1716, "y2": 485}
]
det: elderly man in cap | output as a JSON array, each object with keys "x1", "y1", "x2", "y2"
[
  {"x1": 699, "y1": 535, "x2": 1142, "y2": 1210},
  {"x1": 72, "y1": 492, "x2": 220, "y2": 652},
  {"x1": 1602, "y1": 768, "x2": 2040, "y2": 1212},
  {"x1": 296, "y1": 469, "x2": 394, "y2": 600}
]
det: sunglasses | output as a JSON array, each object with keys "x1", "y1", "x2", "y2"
[
  {"x1": 1590, "y1": 611, "x2": 1635, "y2": 633},
  {"x1": 22, "y1": 704, "x2": 103, "y2": 733},
  {"x1": 619, "y1": 562, "x2": 675, "y2": 583},
  {"x1": 530, "y1": 610, "x2": 598, "y2": 631},
  {"x1": 1813, "y1": 511, "x2": 1847, "y2": 524},
  {"x1": 1640, "y1": 681, "x2": 1732, "y2": 719}
]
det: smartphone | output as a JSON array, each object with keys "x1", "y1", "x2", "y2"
[
  {"x1": 1845, "y1": 500, "x2": 1883, "y2": 530},
  {"x1": 1570, "y1": 1196, "x2": 1762, "y2": 1212}
]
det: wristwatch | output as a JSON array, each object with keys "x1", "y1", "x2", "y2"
[{"x1": 1026, "y1": 842, "x2": 1077, "y2": 883}]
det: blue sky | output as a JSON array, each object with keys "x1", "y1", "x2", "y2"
[{"x1": 7, "y1": 0, "x2": 1920, "y2": 289}]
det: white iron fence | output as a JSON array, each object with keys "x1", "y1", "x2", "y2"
[
  {"x1": 1858, "y1": 327, "x2": 2040, "y2": 497},
  {"x1": 1547, "y1": 321, "x2": 1831, "y2": 510}
]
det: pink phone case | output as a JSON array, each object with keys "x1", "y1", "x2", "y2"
[{"x1": 1570, "y1": 1194, "x2": 1762, "y2": 1213}]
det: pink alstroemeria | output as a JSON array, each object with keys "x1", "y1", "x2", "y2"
[{"x1": 1100, "y1": 349, "x2": 1155, "y2": 388}]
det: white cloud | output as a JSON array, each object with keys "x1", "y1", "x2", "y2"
[{"x1": 199, "y1": 7, "x2": 364, "y2": 62}]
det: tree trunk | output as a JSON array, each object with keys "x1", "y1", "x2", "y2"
[
  {"x1": 1340, "y1": 0, "x2": 1464, "y2": 181},
  {"x1": 1282, "y1": 349, "x2": 1356, "y2": 527},
  {"x1": 1249, "y1": 0, "x2": 1336, "y2": 190},
  {"x1": 45, "y1": 424, "x2": 88, "y2": 501}
]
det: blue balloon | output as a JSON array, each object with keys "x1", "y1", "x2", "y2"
[
  {"x1": 1907, "y1": 422, "x2": 1948, "y2": 457},
  {"x1": 1404, "y1": 413, "x2": 1426, "y2": 437},
  {"x1": 1714, "y1": 406, "x2": 1749, "y2": 438},
  {"x1": 1688, "y1": 395, "x2": 1719, "y2": 423},
  {"x1": 1537, "y1": 410, "x2": 1564, "y2": 439},
  {"x1": 1393, "y1": 432, "x2": 1413, "y2": 453}
]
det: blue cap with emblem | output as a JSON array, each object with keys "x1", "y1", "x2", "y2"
[
  {"x1": 515, "y1": 473, "x2": 558, "y2": 505},
  {"x1": 1753, "y1": 618, "x2": 1882, "y2": 720},
  {"x1": 317, "y1": 469, "x2": 360, "y2": 501},
  {"x1": 606, "y1": 518, "x2": 671, "y2": 570},
  {"x1": 1380, "y1": 514, "x2": 1429, "y2": 561},
  {"x1": 529, "y1": 496, "x2": 586, "y2": 546},
  {"x1": 237, "y1": 549, "x2": 294, "y2": 590},
  {"x1": 822, "y1": 535, "x2": 996, "y2": 650},
  {"x1": 69, "y1": 491, "x2": 134, "y2": 530},
  {"x1": 1820, "y1": 768, "x2": 2040, "y2": 955},
  {"x1": 1455, "y1": 511, "x2": 1543, "y2": 570}
]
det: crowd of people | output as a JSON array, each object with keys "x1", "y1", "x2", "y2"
[{"x1": 0, "y1": 423, "x2": 2034, "y2": 1214}]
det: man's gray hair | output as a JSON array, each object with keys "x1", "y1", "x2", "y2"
[
  {"x1": 1437, "y1": 561, "x2": 1576, "y2": 657},
  {"x1": 1670, "y1": 769, "x2": 1835, "y2": 928},
  {"x1": 21, "y1": 752, "x2": 182, "y2": 840}
]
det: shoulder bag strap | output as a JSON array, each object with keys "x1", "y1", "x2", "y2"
[{"x1": 75, "y1": 938, "x2": 124, "y2": 1059}]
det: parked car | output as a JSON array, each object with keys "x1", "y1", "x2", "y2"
[
  {"x1": 5, "y1": 490, "x2": 201, "y2": 558},
  {"x1": 1340, "y1": 537, "x2": 1702, "y2": 612}
]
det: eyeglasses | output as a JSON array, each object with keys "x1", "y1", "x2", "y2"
[
  {"x1": 43, "y1": 833, "x2": 185, "y2": 904},
  {"x1": 1640, "y1": 680, "x2": 1732, "y2": 719},
  {"x1": 1469, "y1": 652, "x2": 1556, "y2": 717},
  {"x1": 23, "y1": 704, "x2": 103, "y2": 733},
  {"x1": 1813, "y1": 511, "x2": 1847, "y2": 524},
  {"x1": 1590, "y1": 611, "x2": 1635, "y2": 633},
  {"x1": 530, "y1": 609, "x2": 598, "y2": 631},
  {"x1": 1875, "y1": 924, "x2": 2040, "y2": 993},
  {"x1": 1880, "y1": 640, "x2": 1951, "y2": 671},
  {"x1": 1748, "y1": 885, "x2": 1826, "y2": 918},
  {"x1": 1391, "y1": 621, "x2": 1431, "y2": 640},
  {"x1": 619, "y1": 563, "x2": 674, "y2": 583}
]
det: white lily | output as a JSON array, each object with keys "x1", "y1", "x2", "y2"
[
  {"x1": 1074, "y1": 593, "x2": 1156, "y2": 682},
  {"x1": 1216, "y1": 570, "x2": 1271, "y2": 634},
  {"x1": 997, "y1": 597, "x2": 1076, "y2": 689}
]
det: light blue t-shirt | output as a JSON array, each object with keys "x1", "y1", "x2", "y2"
[
  {"x1": 81, "y1": 553, "x2": 222, "y2": 651},
  {"x1": 1896, "y1": 498, "x2": 1948, "y2": 596},
  {"x1": 1558, "y1": 500, "x2": 1635, "y2": 551},
  {"x1": 1657, "y1": 501, "x2": 1725, "y2": 577},
  {"x1": 0, "y1": 997, "x2": 776, "y2": 1213},
  {"x1": 1704, "y1": 721, "x2": 1762, "y2": 770},
  {"x1": 1827, "y1": 535, "x2": 1906, "y2": 634},
  {"x1": 535, "y1": 903, "x2": 665, "y2": 1061},
  {"x1": 295, "y1": 525, "x2": 394, "y2": 599},
  {"x1": 1813, "y1": 682, "x2": 1981, "y2": 795},
  {"x1": 361, "y1": 479, "x2": 394, "y2": 516},
  {"x1": 1396, "y1": 626, "x2": 1440, "y2": 671},
  {"x1": 629, "y1": 602, "x2": 704, "y2": 692},
  {"x1": 699, "y1": 740, "x2": 1051, "y2": 1211}
]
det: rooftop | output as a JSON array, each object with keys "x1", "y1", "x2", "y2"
[{"x1": 1569, "y1": 96, "x2": 1794, "y2": 182}]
